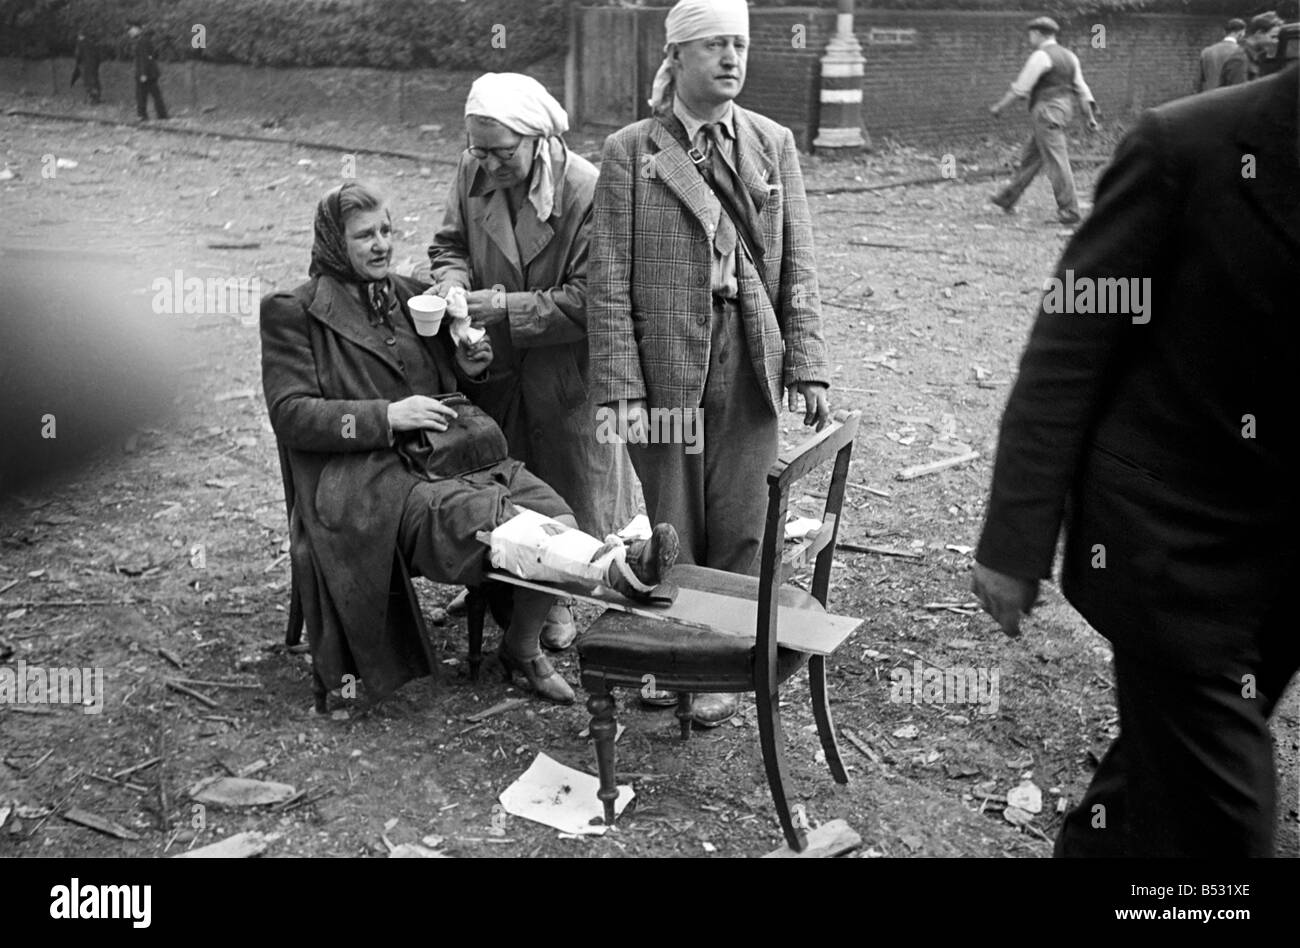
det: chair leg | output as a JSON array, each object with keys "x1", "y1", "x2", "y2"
[
  {"x1": 754, "y1": 684, "x2": 808, "y2": 852},
  {"x1": 809, "y1": 655, "x2": 849, "y2": 784},
  {"x1": 587, "y1": 688, "x2": 619, "y2": 826},
  {"x1": 466, "y1": 588, "x2": 486, "y2": 682},
  {"x1": 311, "y1": 667, "x2": 327, "y2": 715},
  {"x1": 675, "y1": 692, "x2": 693, "y2": 740}
]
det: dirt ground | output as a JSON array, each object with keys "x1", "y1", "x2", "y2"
[{"x1": 1, "y1": 81, "x2": 1297, "y2": 860}]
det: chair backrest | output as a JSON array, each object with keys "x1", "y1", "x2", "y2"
[{"x1": 754, "y1": 411, "x2": 862, "y2": 683}]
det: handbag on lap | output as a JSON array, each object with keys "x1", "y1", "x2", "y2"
[{"x1": 397, "y1": 393, "x2": 509, "y2": 479}]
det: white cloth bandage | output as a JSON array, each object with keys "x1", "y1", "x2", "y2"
[
  {"x1": 490, "y1": 509, "x2": 628, "y2": 588},
  {"x1": 649, "y1": 0, "x2": 750, "y2": 109}
]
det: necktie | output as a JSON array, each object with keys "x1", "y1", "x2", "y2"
[{"x1": 702, "y1": 123, "x2": 737, "y2": 257}]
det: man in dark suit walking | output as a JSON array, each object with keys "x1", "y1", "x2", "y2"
[
  {"x1": 972, "y1": 65, "x2": 1299, "y2": 856},
  {"x1": 1221, "y1": 12, "x2": 1284, "y2": 86},
  {"x1": 1194, "y1": 18, "x2": 1244, "y2": 92},
  {"x1": 71, "y1": 31, "x2": 102, "y2": 105},
  {"x1": 128, "y1": 20, "x2": 167, "y2": 121}
]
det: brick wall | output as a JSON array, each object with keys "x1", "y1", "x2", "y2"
[{"x1": 584, "y1": 6, "x2": 1228, "y2": 150}]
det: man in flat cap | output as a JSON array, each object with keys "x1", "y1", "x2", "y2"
[
  {"x1": 589, "y1": 0, "x2": 831, "y2": 728},
  {"x1": 989, "y1": 17, "x2": 1100, "y2": 226}
]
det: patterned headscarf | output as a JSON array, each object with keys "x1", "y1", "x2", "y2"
[{"x1": 308, "y1": 183, "x2": 393, "y2": 324}]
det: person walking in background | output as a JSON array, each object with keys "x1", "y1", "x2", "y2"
[
  {"x1": 427, "y1": 73, "x2": 637, "y2": 650},
  {"x1": 989, "y1": 16, "x2": 1100, "y2": 227},
  {"x1": 588, "y1": 0, "x2": 831, "y2": 727},
  {"x1": 128, "y1": 20, "x2": 167, "y2": 121},
  {"x1": 972, "y1": 65, "x2": 1299, "y2": 856},
  {"x1": 1195, "y1": 18, "x2": 1245, "y2": 92},
  {"x1": 70, "y1": 31, "x2": 102, "y2": 105},
  {"x1": 1220, "y1": 12, "x2": 1284, "y2": 86}
]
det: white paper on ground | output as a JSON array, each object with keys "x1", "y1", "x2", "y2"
[
  {"x1": 784, "y1": 516, "x2": 823, "y2": 541},
  {"x1": 498, "y1": 753, "x2": 633, "y2": 836}
]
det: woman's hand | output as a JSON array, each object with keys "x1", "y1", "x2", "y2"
[
  {"x1": 387, "y1": 395, "x2": 458, "y2": 432},
  {"x1": 455, "y1": 336, "x2": 494, "y2": 377},
  {"x1": 466, "y1": 289, "x2": 508, "y2": 327}
]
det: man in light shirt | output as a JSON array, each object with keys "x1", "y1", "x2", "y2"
[
  {"x1": 989, "y1": 17, "x2": 1100, "y2": 226},
  {"x1": 1195, "y1": 18, "x2": 1245, "y2": 93}
]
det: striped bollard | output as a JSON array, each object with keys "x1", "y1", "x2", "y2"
[{"x1": 813, "y1": 0, "x2": 870, "y2": 152}]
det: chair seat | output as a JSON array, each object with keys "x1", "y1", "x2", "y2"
[{"x1": 578, "y1": 565, "x2": 824, "y2": 691}]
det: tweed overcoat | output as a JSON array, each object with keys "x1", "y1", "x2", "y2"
[{"x1": 587, "y1": 105, "x2": 829, "y2": 413}]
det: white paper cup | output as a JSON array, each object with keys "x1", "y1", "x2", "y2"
[{"x1": 408, "y1": 294, "x2": 447, "y2": 336}]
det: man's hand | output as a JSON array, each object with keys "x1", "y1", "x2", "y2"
[
  {"x1": 787, "y1": 382, "x2": 831, "y2": 430},
  {"x1": 971, "y1": 562, "x2": 1040, "y2": 638},
  {"x1": 466, "y1": 289, "x2": 507, "y2": 327},
  {"x1": 387, "y1": 395, "x2": 458, "y2": 433},
  {"x1": 613, "y1": 398, "x2": 649, "y2": 445},
  {"x1": 455, "y1": 336, "x2": 494, "y2": 377},
  {"x1": 988, "y1": 104, "x2": 1002, "y2": 117}
]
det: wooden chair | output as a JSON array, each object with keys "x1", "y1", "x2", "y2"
[
  {"x1": 275, "y1": 440, "x2": 446, "y2": 712},
  {"x1": 577, "y1": 412, "x2": 863, "y2": 852}
]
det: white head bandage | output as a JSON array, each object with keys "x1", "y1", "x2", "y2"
[{"x1": 648, "y1": 0, "x2": 750, "y2": 109}]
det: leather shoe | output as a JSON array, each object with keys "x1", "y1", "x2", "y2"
[
  {"x1": 499, "y1": 648, "x2": 574, "y2": 705},
  {"x1": 690, "y1": 692, "x2": 739, "y2": 727},
  {"x1": 990, "y1": 193, "x2": 1016, "y2": 213},
  {"x1": 539, "y1": 601, "x2": 577, "y2": 650}
]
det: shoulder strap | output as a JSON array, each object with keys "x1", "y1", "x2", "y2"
[{"x1": 654, "y1": 111, "x2": 767, "y2": 285}]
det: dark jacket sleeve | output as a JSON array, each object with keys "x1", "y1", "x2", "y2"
[
  {"x1": 1220, "y1": 52, "x2": 1247, "y2": 87},
  {"x1": 974, "y1": 108, "x2": 1183, "y2": 579},
  {"x1": 260, "y1": 291, "x2": 393, "y2": 453}
]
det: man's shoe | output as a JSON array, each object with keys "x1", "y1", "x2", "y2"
[
  {"x1": 446, "y1": 588, "x2": 470, "y2": 617},
  {"x1": 539, "y1": 601, "x2": 577, "y2": 651},
  {"x1": 990, "y1": 193, "x2": 1016, "y2": 214},
  {"x1": 690, "y1": 692, "x2": 739, "y2": 727},
  {"x1": 1058, "y1": 211, "x2": 1082, "y2": 226}
]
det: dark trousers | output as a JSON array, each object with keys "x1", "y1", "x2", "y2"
[
  {"x1": 995, "y1": 98, "x2": 1078, "y2": 217},
  {"x1": 136, "y1": 79, "x2": 167, "y2": 119},
  {"x1": 1055, "y1": 612, "x2": 1298, "y2": 857},
  {"x1": 629, "y1": 297, "x2": 779, "y2": 576}
]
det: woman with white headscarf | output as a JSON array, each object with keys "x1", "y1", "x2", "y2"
[{"x1": 427, "y1": 73, "x2": 638, "y2": 649}]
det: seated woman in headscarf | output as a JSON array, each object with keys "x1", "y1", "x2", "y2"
[
  {"x1": 426, "y1": 73, "x2": 638, "y2": 651},
  {"x1": 260, "y1": 182, "x2": 676, "y2": 707}
]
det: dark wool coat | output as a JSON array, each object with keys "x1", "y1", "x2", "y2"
[{"x1": 261, "y1": 272, "x2": 497, "y2": 698}]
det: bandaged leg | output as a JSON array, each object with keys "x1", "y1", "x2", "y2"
[{"x1": 489, "y1": 508, "x2": 659, "y2": 596}]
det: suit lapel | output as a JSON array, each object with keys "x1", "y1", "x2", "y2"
[
  {"x1": 649, "y1": 120, "x2": 716, "y2": 235},
  {"x1": 1234, "y1": 67, "x2": 1300, "y2": 253},
  {"x1": 732, "y1": 108, "x2": 773, "y2": 218},
  {"x1": 306, "y1": 276, "x2": 403, "y2": 372}
]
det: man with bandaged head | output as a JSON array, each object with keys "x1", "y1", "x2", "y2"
[
  {"x1": 428, "y1": 73, "x2": 637, "y2": 650},
  {"x1": 589, "y1": 0, "x2": 831, "y2": 727}
]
